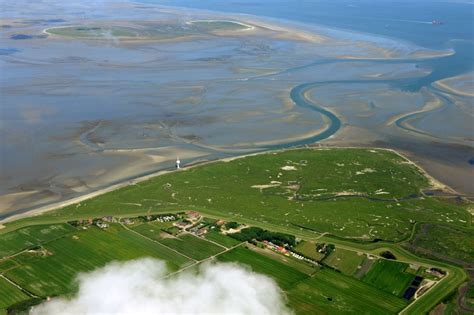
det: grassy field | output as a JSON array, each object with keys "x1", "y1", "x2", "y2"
[
  {"x1": 217, "y1": 246, "x2": 308, "y2": 290},
  {"x1": 46, "y1": 20, "x2": 248, "y2": 41},
  {"x1": 130, "y1": 221, "x2": 175, "y2": 242},
  {"x1": 158, "y1": 233, "x2": 225, "y2": 261},
  {"x1": 0, "y1": 277, "x2": 30, "y2": 309},
  {"x1": 4, "y1": 148, "x2": 468, "y2": 242},
  {"x1": 218, "y1": 246, "x2": 406, "y2": 314},
  {"x1": 189, "y1": 20, "x2": 250, "y2": 32},
  {"x1": 204, "y1": 230, "x2": 242, "y2": 248},
  {"x1": 293, "y1": 240, "x2": 326, "y2": 261},
  {"x1": 0, "y1": 260, "x2": 19, "y2": 273},
  {"x1": 288, "y1": 268, "x2": 407, "y2": 314},
  {"x1": 323, "y1": 248, "x2": 365, "y2": 276},
  {"x1": 47, "y1": 26, "x2": 138, "y2": 38},
  {"x1": 362, "y1": 259, "x2": 415, "y2": 297},
  {"x1": 3, "y1": 225, "x2": 192, "y2": 297},
  {"x1": 404, "y1": 223, "x2": 474, "y2": 266},
  {"x1": 0, "y1": 224, "x2": 76, "y2": 258}
]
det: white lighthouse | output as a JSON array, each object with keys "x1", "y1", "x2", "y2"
[{"x1": 176, "y1": 157, "x2": 181, "y2": 169}]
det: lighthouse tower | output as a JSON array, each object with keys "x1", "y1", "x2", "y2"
[{"x1": 176, "y1": 157, "x2": 181, "y2": 169}]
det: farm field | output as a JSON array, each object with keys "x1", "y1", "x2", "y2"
[
  {"x1": 2, "y1": 225, "x2": 192, "y2": 297},
  {"x1": 0, "y1": 224, "x2": 77, "y2": 258},
  {"x1": 204, "y1": 230, "x2": 242, "y2": 248},
  {"x1": 362, "y1": 259, "x2": 415, "y2": 297},
  {"x1": 158, "y1": 233, "x2": 225, "y2": 261},
  {"x1": 130, "y1": 221, "x2": 175, "y2": 242},
  {"x1": 0, "y1": 277, "x2": 30, "y2": 309},
  {"x1": 217, "y1": 246, "x2": 308, "y2": 290},
  {"x1": 218, "y1": 246, "x2": 407, "y2": 314},
  {"x1": 293, "y1": 240, "x2": 326, "y2": 261},
  {"x1": 288, "y1": 268, "x2": 407, "y2": 314},
  {"x1": 3, "y1": 148, "x2": 470, "y2": 242},
  {"x1": 323, "y1": 248, "x2": 366, "y2": 276},
  {"x1": 249, "y1": 245, "x2": 316, "y2": 275}
]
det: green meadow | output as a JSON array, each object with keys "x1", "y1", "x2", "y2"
[
  {"x1": 130, "y1": 221, "x2": 175, "y2": 242},
  {"x1": 0, "y1": 224, "x2": 76, "y2": 258},
  {"x1": 5, "y1": 149, "x2": 469, "y2": 242},
  {"x1": 204, "y1": 230, "x2": 242, "y2": 248},
  {"x1": 217, "y1": 246, "x2": 308, "y2": 290},
  {"x1": 294, "y1": 240, "x2": 326, "y2": 261},
  {"x1": 288, "y1": 268, "x2": 407, "y2": 315},
  {"x1": 0, "y1": 277, "x2": 29, "y2": 309},
  {"x1": 404, "y1": 223, "x2": 474, "y2": 266},
  {"x1": 3, "y1": 225, "x2": 192, "y2": 297},
  {"x1": 362, "y1": 259, "x2": 415, "y2": 297},
  {"x1": 322, "y1": 248, "x2": 366, "y2": 276},
  {"x1": 218, "y1": 246, "x2": 407, "y2": 314},
  {"x1": 158, "y1": 233, "x2": 225, "y2": 261}
]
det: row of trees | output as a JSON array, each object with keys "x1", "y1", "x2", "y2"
[{"x1": 229, "y1": 227, "x2": 296, "y2": 247}]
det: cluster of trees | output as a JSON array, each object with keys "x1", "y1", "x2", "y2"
[
  {"x1": 316, "y1": 243, "x2": 335, "y2": 256},
  {"x1": 380, "y1": 250, "x2": 396, "y2": 260},
  {"x1": 224, "y1": 221, "x2": 240, "y2": 230},
  {"x1": 229, "y1": 227, "x2": 296, "y2": 247}
]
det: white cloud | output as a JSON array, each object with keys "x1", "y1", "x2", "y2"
[{"x1": 31, "y1": 258, "x2": 292, "y2": 315}]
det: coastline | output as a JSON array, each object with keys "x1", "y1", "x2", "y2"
[
  {"x1": 1, "y1": 0, "x2": 470, "y2": 227},
  {"x1": 0, "y1": 146, "x2": 458, "y2": 227}
]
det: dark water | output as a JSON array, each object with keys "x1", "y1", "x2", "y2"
[{"x1": 142, "y1": 0, "x2": 474, "y2": 87}]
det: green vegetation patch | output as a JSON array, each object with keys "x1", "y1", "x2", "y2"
[
  {"x1": 466, "y1": 284, "x2": 474, "y2": 309},
  {"x1": 3, "y1": 225, "x2": 191, "y2": 297},
  {"x1": 288, "y1": 268, "x2": 407, "y2": 314},
  {"x1": 293, "y1": 241, "x2": 326, "y2": 261},
  {"x1": 130, "y1": 221, "x2": 175, "y2": 242},
  {"x1": 217, "y1": 246, "x2": 308, "y2": 290},
  {"x1": 323, "y1": 248, "x2": 365, "y2": 276},
  {"x1": 405, "y1": 224, "x2": 474, "y2": 266},
  {"x1": 13, "y1": 148, "x2": 468, "y2": 242},
  {"x1": 158, "y1": 233, "x2": 225, "y2": 261},
  {"x1": 45, "y1": 20, "x2": 249, "y2": 41},
  {"x1": 204, "y1": 230, "x2": 241, "y2": 248},
  {"x1": 47, "y1": 26, "x2": 138, "y2": 38},
  {"x1": 189, "y1": 20, "x2": 250, "y2": 32},
  {"x1": 362, "y1": 259, "x2": 415, "y2": 297},
  {"x1": 0, "y1": 277, "x2": 30, "y2": 309},
  {"x1": 0, "y1": 260, "x2": 20, "y2": 273},
  {"x1": 0, "y1": 224, "x2": 76, "y2": 258}
]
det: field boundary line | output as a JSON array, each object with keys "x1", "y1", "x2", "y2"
[
  {"x1": 119, "y1": 222, "x2": 197, "y2": 262},
  {"x1": 181, "y1": 231, "x2": 228, "y2": 250},
  {"x1": 0, "y1": 274, "x2": 39, "y2": 299},
  {"x1": 0, "y1": 224, "x2": 79, "y2": 261},
  {"x1": 163, "y1": 242, "x2": 244, "y2": 279}
]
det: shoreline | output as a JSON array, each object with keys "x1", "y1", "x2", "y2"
[{"x1": 0, "y1": 145, "x2": 458, "y2": 226}]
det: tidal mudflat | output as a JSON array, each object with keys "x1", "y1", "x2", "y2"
[{"x1": 0, "y1": 0, "x2": 472, "y2": 219}]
